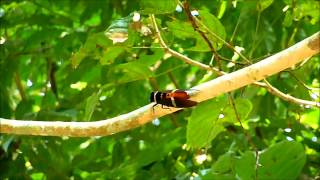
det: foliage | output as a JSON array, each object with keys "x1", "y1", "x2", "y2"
[{"x1": 0, "y1": 0, "x2": 319, "y2": 179}]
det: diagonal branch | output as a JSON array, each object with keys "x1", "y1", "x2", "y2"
[{"x1": 0, "y1": 23, "x2": 319, "y2": 137}]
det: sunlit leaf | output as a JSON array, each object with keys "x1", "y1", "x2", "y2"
[
  {"x1": 300, "y1": 109, "x2": 319, "y2": 129},
  {"x1": 187, "y1": 98, "x2": 228, "y2": 148},
  {"x1": 257, "y1": 0, "x2": 274, "y2": 12},
  {"x1": 212, "y1": 152, "x2": 234, "y2": 174},
  {"x1": 84, "y1": 92, "x2": 100, "y2": 121},
  {"x1": 258, "y1": 141, "x2": 306, "y2": 179},
  {"x1": 235, "y1": 151, "x2": 256, "y2": 180}
]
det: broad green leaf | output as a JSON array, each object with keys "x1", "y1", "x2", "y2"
[
  {"x1": 71, "y1": 33, "x2": 113, "y2": 68},
  {"x1": 187, "y1": 98, "x2": 228, "y2": 148},
  {"x1": 223, "y1": 98, "x2": 253, "y2": 123},
  {"x1": 189, "y1": 10, "x2": 226, "y2": 51},
  {"x1": 167, "y1": 10, "x2": 226, "y2": 52},
  {"x1": 41, "y1": 91, "x2": 57, "y2": 110},
  {"x1": 140, "y1": 0, "x2": 178, "y2": 14},
  {"x1": 15, "y1": 99, "x2": 34, "y2": 119},
  {"x1": 71, "y1": 47, "x2": 87, "y2": 68},
  {"x1": 100, "y1": 47, "x2": 124, "y2": 65},
  {"x1": 137, "y1": 48, "x2": 164, "y2": 66},
  {"x1": 84, "y1": 92, "x2": 100, "y2": 121},
  {"x1": 257, "y1": 0, "x2": 274, "y2": 12},
  {"x1": 300, "y1": 109, "x2": 319, "y2": 129},
  {"x1": 113, "y1": 61, "x2": 153, "y2": 83},
  {"x1": 258, "y1": 141, "x2": 306, "y2": 180},
  {"x1": 235, "y1": 151, "x2": 256, "y2": 180},
  {"x1": 166, "y1": 20, "x2": 199, "y2": 40},
  {"x1": 199, "y1": 10, "x2": 226, "y2": 41},
  {"x1": 202, "y1": 173, "x2": 235, "y2": 180},
  {"x1": 212, "y1": 152, "x2": 234, "y2": 174},
  {"x1": 187, "y1": 98, "x2": 252, "y2": 148}
]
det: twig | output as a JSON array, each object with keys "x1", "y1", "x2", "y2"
[
  {"x1": 150, "y1": 15, "x2": 320, "y2": 108},
  {"x1": 192, "y1": 12, "x2": 303, "y2": 103},
  {"x1": 194, "y1": 17, "x2": 251, "y2": 64},
  {"x1": 182, "y1": 1, "x2": 222, "y2": 69},
  {"x1": 227, "y1": 93, "x2": 259, "y2": 179},
  {"x1": 288, "y1": 71, "x2": 317, "y2": 91},
  {"x1": 14, "y1": 72, "x2": 26, "y2": 100}
]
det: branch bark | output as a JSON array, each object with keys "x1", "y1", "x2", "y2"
[{"x1": 0, "y1": 30, "x2": 319, "y2": 137}]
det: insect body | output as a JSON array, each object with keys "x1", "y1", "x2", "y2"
[{"x1": 150, "y1": 90, "x2": 197, "y2": 108}]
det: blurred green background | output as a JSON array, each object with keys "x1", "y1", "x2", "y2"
[{"x1": 0, "y1": 0, "x2": 319, "y2": 179}]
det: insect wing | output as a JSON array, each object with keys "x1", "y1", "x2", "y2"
[
  {"x1": 175, "y1": 99, "x2": 197, "y2": 107},
  {"x1": 169, "y1": 90, "x2": 190, "y2": 100}
]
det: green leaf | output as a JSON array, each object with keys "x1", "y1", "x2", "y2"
[
  {"x1": 187, "y1": 98, "x2": 252, "y2": 148},
  {"x1": 167, "y1": 10, "x2": 226, "y2": 52},
  {"x1": 217, "y1": 1, "x2": 228, "y2": 19},
  {"x1": 200, "y1": 10, "x2": 226, "y2": 38},
  {"x1": 140, "y1": 0, "x2": 178, "y2": 14},
  {"x1": 187, "y1": 98, "x2": 228, "y2": 148},
  {"x1": 41, "y1": 91, "x2": 57, "y2": 110},
  {"x1": 166, "y1": 20, "x2": 199, "y2": 40},
  {"x1": 71, "y1": 33, "x2": 113, "y2": 68},
  {"x1": 212, "y1": 152, "x2": 234, "y2": 174},
  {"x1": 71, "y1": 47, "x2": 87, "y2": 68},
  {"x1": 202, "y1": 173, "x2": 235, "y2": 180},
  {"x1": 189, "y1": 10, "x2": 226, "y2": 51},
  {"x1": 100, "y1": 47, "x2": 124, "y2": 65},
  {"x1": 137, "y1": 48, "x2": 164, "y2": 66},
  {"x1": 113, "y1": 61, "x2": 153, "y2": 83},
  {"x1": 15, "y1": 99, "x2": 34, "y2": 119},
  {"x1": 300, "y1": 109, "x2": 319, "y2": 129},
  {"x1": 257, "y1": 0, "x2": 274, "y2": 12},
  {"x1": 258, "y1": 141, "x2": 306, "y2": 180},
  {"x1": 283, "y1": 11, "x2": 293, "y2": 27},
  {"x1": 235, "y1": 151, "x2": 256, "y2": 180},
  {"x1": 223, "y1": 98, "x2": 253, "y2": 123},
  {"x1": 84, "y1": 92, "x2": 100, "y2": 121}
]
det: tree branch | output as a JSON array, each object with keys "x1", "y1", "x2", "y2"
[
  {"x1": 0, "y1": 25, "x2": 319, "y2": 137},
  {"x1": 151, "y1": 15, "x2": 320, "y2": 108}
]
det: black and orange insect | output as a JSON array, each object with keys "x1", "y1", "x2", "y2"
[{"x1": 150, "y1": 89, "x2": 197, "y2": 108}]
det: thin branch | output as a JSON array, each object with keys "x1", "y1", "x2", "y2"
[
  {"x1": 249, "y1": 10, "x2": 262, "y2": 58},
  {"x1": 151, "y1": 15, "x2": 320, "y2": 108},
  {"x1": 288, "y1": 71, "x2": 317, "y2": 91},
  {"x1": 0, "y1": 26, "x2": 319, "y2": 137},
  {"x1": 227, "y1": 93, "x2": 259, "y2": 179},
  {"x1": 217, "y1": 54, "x2": 249, "y2": 65},
  {"x1": 14, "y1": 72, "x2": 26, "y2": 100},
  {"x1": 192, "y1": 12, "x2": 300, "y2": 108},
  {"x1": 182, "y1": 1, "x2": 222, "y2": 69},
  {"x1": 194, "y1": 17, "x2": 251, "y2": 64}
]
